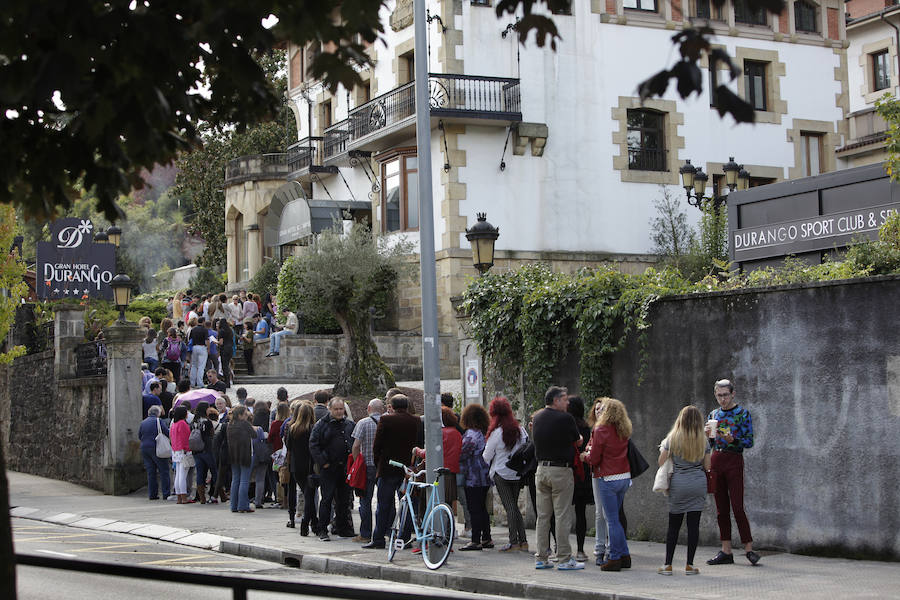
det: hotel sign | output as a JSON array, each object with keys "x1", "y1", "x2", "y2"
[
  {"x1": 733, "y1": 203, "x2": 900, "y2": 261},
  {"x1": 36, "y1": 218, "x2": 116, "y2": 300}
]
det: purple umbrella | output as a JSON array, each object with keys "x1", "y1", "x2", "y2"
[{"x1": 175, "y1": 388, "x2": 221, "y2": 410}]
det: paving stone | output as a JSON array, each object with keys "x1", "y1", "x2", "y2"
[
  {"x1": 159, "y1": 529, "x2": 193, "y2": 542},
  {"x1": 176, "y1": 532, "x2": 232, "y2": 549},
  {"x1": 44, "y1": 512, "x2": 82, "y2": 524},
  {"x1": 70, "y1": 517, "x2": 117, "y2": 529},
  {"x1": 98, "y1": 521, "x2": 147, "y2": 533},
  {"x1": 129, "y1": 524, "x2": 186, "y2": 539},
  {"x1": 10, "y1": 506, "x2": 40, "y2": 517}
]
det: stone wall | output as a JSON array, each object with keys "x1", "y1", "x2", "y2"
[
  {"x1": 2, "y1": 350, "x2": 108, "y2": 491},
  {"x1": 250, "y1": 331, "x2": 459, "y2": 382},
  {"x1": 555, "y1": 275, "x2": 900, "y2": 558}
]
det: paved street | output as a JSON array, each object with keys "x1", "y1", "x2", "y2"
[{"x1": 9, "y1": 471, "x2": 898, "y2": 600}]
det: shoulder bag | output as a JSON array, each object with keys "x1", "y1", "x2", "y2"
[
  {"x1": 626, "y1": 439, "x2": 650, "y2": 478},
  {"x1": 653, "y1": 458, "x2": 673, "y2": 495},
  {"x1": 155, "y1": 418, "x2": 172, "y2": 459}
]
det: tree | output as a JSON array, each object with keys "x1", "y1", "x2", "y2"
[
  {"x1": 175, "y1": 50, "x2": 293, "y2": 268},
  {"x1": 650, "y1": 185, "x2": 694, "y2": 268},
  {"x1": 295, "y1": 223, "x2": 413, "y2": 396}
]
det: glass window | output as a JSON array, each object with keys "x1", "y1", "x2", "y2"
[
  {"x1": 379, "y1": 150, "x2": 419, "y2": 232},
  {"x1": 623, "y1": 0, "x2": 658, "y2": 11},
  {"x1": 873, "y1": 50, "x2": 891, "y2": 92},
  {"x1": 626, "y1": 109, "x2": 666, "y2": 171},
  {"x1": 801, "y1": 132, "x2": 823, "y2": 177},
  {"x1": 744, "y1": 61, "x2": 768, "y2": 111},
  {"x1": 794, "y1": 0, "x2": 818, "y2": 33},
  {"x1": 694, "y1": 0, "x2": 722, "y2": 19},
  {"x1": 734, "y1": 0, "x2": 767, "y2": 25}
]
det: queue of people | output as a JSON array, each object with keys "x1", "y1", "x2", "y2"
[{"x1": 139, "y1": 378, "x2": 758, "y2": 577}]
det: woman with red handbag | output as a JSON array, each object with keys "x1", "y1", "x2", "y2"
[{"x1": 656, "y1": 405, "x2": 710, "y2": 576}]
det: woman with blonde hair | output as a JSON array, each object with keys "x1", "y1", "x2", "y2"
[
  {"x1": 657, "y1": 405, "x2": 711, "y2": 576},
  {"x1": 285, "y1": 400, "x2": 317, "y2": 533},
  {"x1": 581, "y1": 397, "x2": 632, "y2": 571},
  {"x1": 173, "y1": 291, "x2": 184, "y2": 324}
]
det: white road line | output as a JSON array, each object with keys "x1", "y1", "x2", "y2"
[{"x1": 36, "y1": 549, "x2": 77, "y2": 558}]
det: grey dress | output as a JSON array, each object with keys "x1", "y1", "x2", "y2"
[{"x1": 663, "y1": 439, "x2": 709, "y2": 514}]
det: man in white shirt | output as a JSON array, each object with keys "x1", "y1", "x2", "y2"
[{"x1": 266, "y1": 308, "x2": 299, "y2": 357}]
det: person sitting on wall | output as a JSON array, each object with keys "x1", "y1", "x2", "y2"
[
  {"x1": 253, "y1": 314, "x2": 269, "y2": 342},
  {"x1": 266, "y1": 307, "x2": 299, "y2": 357}
]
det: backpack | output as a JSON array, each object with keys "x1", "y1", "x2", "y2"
[
  {"x1": 163, "y1": 338, "x2": 181, "y2": 362},
  {"x1": 188, "y1": 423, "x2": 206, "y2": 452}
]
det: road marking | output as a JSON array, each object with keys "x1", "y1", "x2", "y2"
[
  {"x1": 140, "y1": 556, "x2": 235, "y2": 566},
  {"x1": 14, "y1": 533, "x2": 98, "y2": 542},
  {"x1": 36, "y1": 550, "x2": 77, "y2": 558}
]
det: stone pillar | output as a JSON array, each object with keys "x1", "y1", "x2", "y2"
[
  {"x1": 54, "y1": 306, "x2": 85, "y2": 380},
  {"x1": 103, "y1": 320, "x2": 145, "y2": 495},
  {"x1": 247, "y1": 225, "x2": 261, "y2": 280},
  {"x1": 225, "y1": 225, "x2": 237, "y2": 287}
]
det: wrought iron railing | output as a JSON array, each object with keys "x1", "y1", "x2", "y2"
[
  {"x1": 75, "y1": 340, "x2": 107, "y2": 377},
  {"x1": 286, "y1": 137, "x2": 325, "y2": 173},
  {"x1": 319, "y1": 74, "x2": 521, "y2": 160},
  {"x1": 224, "y1": 153, "x2": 289, "y2": 184},
  {"x1": 15, "y1": 554, "x2": 473, "y2": 600},
  {"x1": 628, "y1": 148, "x2": 668, "y2": 172}
]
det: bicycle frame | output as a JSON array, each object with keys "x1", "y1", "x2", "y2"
[
  {"x1": 387, "y1": 460, "x2": 455, "y2": 569},
  {"x1": 396, "y1": 470, "x2": 441, "y2": 545}
]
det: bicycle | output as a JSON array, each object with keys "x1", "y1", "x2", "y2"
[{"x1": 387, "y1": 459, "x2": 456, "y2": 570}]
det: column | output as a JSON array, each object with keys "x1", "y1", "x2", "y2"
[
  {"x1": 103, "y1": 321, "x2": 145, "y2": 495},
  {"x1": 247, "y1": 224, "x2": 261, "y2": 281}
]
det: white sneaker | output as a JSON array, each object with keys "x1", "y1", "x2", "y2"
[{"x1": 557, "y1": 557, "x2": 585, "y2": 570}]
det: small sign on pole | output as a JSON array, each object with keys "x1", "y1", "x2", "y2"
[{"x1": 465, "y1": 359, "x2": 480, "y2": 399}]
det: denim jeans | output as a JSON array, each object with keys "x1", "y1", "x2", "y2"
[
  {"x1": 230, "y1": 463, "x2": 252, "y2": 511},
  {"x1": 596, "y1": 478, "x2": 631, "y2": 560},
  {"x1": 252, "y1": 462, "x2": 269, "y2": 506},
  {"x1": 269, "y1": 330, "x2": 293, "y2": 354},
  {"x1": 141, "y1": 447, "x2": 170, "y2": 499},
  {"x1": 358, "y1": 464, "x2": 378, "y2": 538},
  {"x1": 372, "y1": 473, "x2": 403, "y2": 541},
  {"x1": 591, "y1": 477, "x2": 609, "y2": 558},
  {"x1": 190, "y1": 346, "x2": 208, "y2": 387},
  {"x1": 195, "y1": 450, "x2": 217, "y2": 492}
]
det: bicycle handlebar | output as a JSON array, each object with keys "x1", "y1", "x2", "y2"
[{"x1": 388, "y1": 460, "x2": 426, "y2": 479}]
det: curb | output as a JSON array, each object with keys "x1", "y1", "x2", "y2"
[{"x1": 13, "y1": 505, "x2": 659, "y2": 600}]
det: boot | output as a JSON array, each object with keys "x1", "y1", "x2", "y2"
[
  {"x1": 197, "y1": 487, "x2": 206, "y2": 504},
  {"x1": 287, "y1": 513, "x2": 296, "y2": 528},
  {"x1": 600, "y1": 558, "x2": 622, "y2": 572}
]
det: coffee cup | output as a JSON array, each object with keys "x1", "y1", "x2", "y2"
[{"x1": 706, "y1": 419, "x2": 718, "y2": 439}]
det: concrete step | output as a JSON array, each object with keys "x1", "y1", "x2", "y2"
[{"x1": 231, "y1": 375, "x2": 296, "y2": 384}]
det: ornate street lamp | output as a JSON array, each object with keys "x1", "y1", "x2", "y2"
[
  {"x1": 738, "y1": 165, "x2": 751, "y2": 191},
  {"x1": 723, "y1": 156, "x2": 740, "y2": 191},
  {"x1": 111, "y1": 273, "x2": 132, "y2": 322},
  {"x1": 680, "y1": 157, "x2": 750, "y2": 211},
  {"x1": 465, "y1": 213, "x2": 500, "y2": 275},
  {"x1": 679, "y1": 160, "x2": 696, "y2": 193},
  {"x1": 94, "y1": 229, "x2": 109, "y2": 244},
  {"x1": 107, "y1": 224, "x2": 122, "y2": 247}
]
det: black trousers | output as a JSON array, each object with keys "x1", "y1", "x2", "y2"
[{"x1": 318, "y1": 465, "x2": 353, "y2": 536}]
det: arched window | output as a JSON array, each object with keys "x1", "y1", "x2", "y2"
[{"x1": 794, "y1": 0, "x2": 818, "y2": 34}]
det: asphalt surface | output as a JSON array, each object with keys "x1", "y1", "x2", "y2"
[{"x1": 10, "y1": 471, "x2": 900, "y2": 600}]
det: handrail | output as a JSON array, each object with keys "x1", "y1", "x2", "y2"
[{"x1": 15, "y1": 554, "x2": 481, "y2": 600}]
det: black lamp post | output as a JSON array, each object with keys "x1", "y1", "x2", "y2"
[
  {"x1": 111, "y1": 273, "x2": 132, "y2": 322},
  {"x1": 94, "y1": 230, "x2": 109, "y2": 244},
  {"x1": 680, "y1": 156, "x2": 750, "y2": 210},
  {"x1": 107, "y1": 224, "x2": 122, "y2": 247},
  {"x1": 465, "y1": 213, "x2": 500, "y2": 275}
]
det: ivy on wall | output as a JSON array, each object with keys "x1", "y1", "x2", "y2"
[{"x1": 462, "y1": 214, "x2": 900, "y2": 412}]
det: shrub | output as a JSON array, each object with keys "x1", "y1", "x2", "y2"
[
  {"x1": 188, "y1": 266, "x2": 225, "y2": 296},
  {"x1": 249, "y1": 259, "x2": 280, "y2": 298},
  {"x1": 128, "y1": 298, "x2": 168, "y2": 326}
]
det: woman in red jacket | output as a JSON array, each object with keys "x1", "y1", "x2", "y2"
[
  {"x1": 581, "y1": 397, "x2": 632, "y2": 572},
  {"x1": 170, "y1": 405, "x2": 193, "y2": 504},
  {"x1": 440, "y1": 406, "x2": 463, "y2": 520}
]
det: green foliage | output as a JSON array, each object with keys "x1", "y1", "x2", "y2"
[
  {"x1": 128, "y1": 298, "x2": 168, "y2": 327},
  {"x1": 277, "y1": 255, "x2": 340, "y2": 334},
  {"x1": 875, "y1": 93, "x2": 900, "y2": 180},
  {"x1": 249, "y1": 259, "x2": 281, "y2": 298},
  {"x1": 844, "y1": 211, "x2": 900, "y2": 274},
  {"x1": 0, "y1": 205, "x2": 28, "y2": 363},
  {"x1": 650, "y1": 185, "x2": 694, "y2": 266},
  {"x1": 188, "y1": 267, "x2": 225, "y2": 297}
]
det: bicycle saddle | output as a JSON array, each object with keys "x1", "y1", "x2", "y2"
[{"x1": 434, "y1": 467, "x2": 451, "y2": 476}]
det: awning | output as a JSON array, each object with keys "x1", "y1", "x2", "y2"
[{"x1": 264, "y1": 181, "x2": 370, "y2": 247}]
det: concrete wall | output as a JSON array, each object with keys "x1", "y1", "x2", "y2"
[
  {"x1": 593, "y1": 275, "x2": 900, "y2": 557},
  {"x1": 249, "y1": 331, "x2": 459, "y2": 382},
  {"x1": 1, "y1": 350, "x2": 108, "y2": 491}
]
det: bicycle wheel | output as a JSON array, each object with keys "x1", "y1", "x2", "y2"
[
  {"x1": 388, "y1": 502, "x2": 409, "y2": 562},
  {"x1": 422, "y1": 502, "x2": 455, "y2": 570}
]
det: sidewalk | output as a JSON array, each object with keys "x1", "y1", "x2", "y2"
[{"x1": 9, "y1": 471, "x2": 896, "y2": 600}]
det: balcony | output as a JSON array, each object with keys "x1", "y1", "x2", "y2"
[
  {"x1": 320, "y1": 73, "x2": 522, "y2": 164},
  {"x1": 224, "y1": 153, "x2": 289, "y2": 185},
  {"x1": 836, "y1": 108, "x2": 888, "y2": 159},
  {"x1": 287, "y1": 137, "x2": 338, "y2": 181}
]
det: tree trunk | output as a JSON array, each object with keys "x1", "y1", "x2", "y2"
[
  {"x1": 1, "y1": 438, "x2": 15, "y2": 600},
  {"x1": 333, "y1": 311, "x2": 395, "y2": 397}
]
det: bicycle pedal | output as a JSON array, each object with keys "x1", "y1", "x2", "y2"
[{"x1": 393, "y1": 539, "x2": 405, "y2": 550}]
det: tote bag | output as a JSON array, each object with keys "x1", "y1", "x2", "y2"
[{"x1": 155, "y1": 418, "x2": 172, "y2": 459}]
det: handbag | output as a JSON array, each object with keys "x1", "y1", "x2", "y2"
[
  {"x1": 155, "y1": 418, "x2": 172, "y2": 459},
  {"x1": 506, "y1": 440, "x2": 536, "y2": 477},
  {"x1": 627, "y1": 439, "x2": 650, "y2": 479},
  {"x1": 181, "y1": 452, "x2": 195, "y2": 468},
  {"x1": 705, "y1": 469, "x2": 718, "y2": 494},
  {"x1": 346, "y1": 453, "x2": 367, "y2": 491},
  {"x1": 652, "y1": 458, "x2": 673, "y2": 495}
]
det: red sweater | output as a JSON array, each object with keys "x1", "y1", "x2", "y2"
[
  {"x1": 170, "y1": 420, "x2": 190, "y2": 452},
  {"x1": 442, "y1": 427, "x2": 462, "y2": 473},
  {"x1": 270, "y1": 420, "x2": 284, "y2": 452},
  {"x1": 584, "y1": 424, "x2": 629, "y2": 478}
]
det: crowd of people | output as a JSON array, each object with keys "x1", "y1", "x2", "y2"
[{"x1": 139, "y1": 376, "x2": 758, "y2": 576}]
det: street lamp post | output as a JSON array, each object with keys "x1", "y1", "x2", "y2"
[
  {"x1": 680, "y1": 156, "x2": 750, "y2": 210},
  {"x1": 111, "y1": 273, "x2": 132, "y2": 322},
  {"x1": 465, "y1": 213, "x2": 500, "y2": 275}
]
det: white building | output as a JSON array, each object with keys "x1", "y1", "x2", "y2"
[{"x1": 225, "y1": 0, "x2": 848, "y2": 331}]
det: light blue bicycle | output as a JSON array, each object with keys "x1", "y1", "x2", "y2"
[{"x1": 387, "y1": 460, "x2": 455, "y2": 570}]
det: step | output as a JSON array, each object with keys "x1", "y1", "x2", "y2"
[{"x1": 232, "y1": 375, "x2": 297, "y2": 384}]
